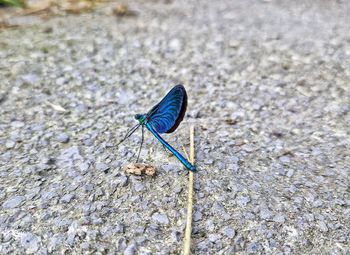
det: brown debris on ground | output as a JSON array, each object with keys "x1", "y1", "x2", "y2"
[
  {"x1": 112, "y1": 3, "x2": 136, "y2": 17},
  {"x1": 0, "y1": 0, "x2": 136, "y2": 29},
  {"x1": 124, "y1": 163, "x2": 157, "y2": 176}
]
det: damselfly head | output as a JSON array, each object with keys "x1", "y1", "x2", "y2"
[{"x1": 134, "y1": 114, "x2": 146, "y2": 124}]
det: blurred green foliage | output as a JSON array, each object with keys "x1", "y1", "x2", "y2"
[{"x1": 0, "y1": 0, "x2": 26, "y2": 7}]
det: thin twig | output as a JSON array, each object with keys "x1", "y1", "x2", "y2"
[
  {"x1": 181, "y1": 145, "x2": 190, "y2": 162},
  {"x1": 46, "y1": 101, "x2": 66, "y2": 112},
  {"x1": 183, "y1": 126, "x2": 195, "y2": 255}
]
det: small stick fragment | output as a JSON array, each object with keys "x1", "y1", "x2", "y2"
[
  {"x1": 183, "y1": 126, "x2": 195, "y2": 255},
  {"x1": 47, "y1": 102, "x2": 66, "y2": 112},
  {"x1": 181, "y1": 145, "x2": 190, "y2": 162}
]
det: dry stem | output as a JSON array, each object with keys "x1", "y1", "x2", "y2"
[{"x1": 183, "y1": 126, "x2": 195, "y2": 255}]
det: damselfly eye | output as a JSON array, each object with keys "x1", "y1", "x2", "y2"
[{"x1": 134, "y1": 114, "x2": 142, "y2": 120}]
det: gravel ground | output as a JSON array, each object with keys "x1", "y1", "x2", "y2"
[{"x1": 1, "y1": 0, "x2": 350, "y2": 254}]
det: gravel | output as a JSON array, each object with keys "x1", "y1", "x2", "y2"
[
  {"x1": 2, "y1": 196, "x2": 25, "y2": 209},
  {"x1": 124, "y1": 243, "x2": 137, "y2": 255},
  {"x1": 20, "y1": 233, "x2": 40, "y2": 253},
  {"x1": 260, "y1": 208, "x2": 274, "y2": 220},
  {"x1": 193, "y1": 210, "x2": 203, "y2": 222},
  {"x1": 96, "y1": 162, "x2": 110, "y2": 172},
  {"x1": 60, "y1": 194, "x2": 75, "y2": 203},
  {"x1": 1, "y1": 0, "x2": 350, "y2": 254},
  {"x1": 272, "y1": 214, "x2": 286, "y2": 224},
  {"x1": 133, "y1": 182, "x2": 145, "y2": 192},
  {"x1": 152, "y1": 212, "x2": 170, "y2": 225},
  {"x1": 222, "y1": 226, "x2": 235, "y2": 238},
  {"x1": 57, "y1": 133, "x2": 70, "y2": 143}
]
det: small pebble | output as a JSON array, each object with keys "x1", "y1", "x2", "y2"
[
  {"x1": 273, "y1": 214, "x2": 286, "y2": 223},
  {"x1": 96, "y1": 163, "x2": 110, "y2": 172},
  {"x1": 237, "y1": 195, "x2": 251, "y2": 206},
  {"x1": 208, "y1": 234, "x2": 221, "y2": 243},
  {"x1": 57, "y1": 133, "x2": 70, "y2": 143},
  {"x1": 193, "y1": 211, "x2": 203, "y2": 222},
  {"x1": 222, "y1": 226, "x2": 235, "y2": 238},
  {"x1": 134, "y1": 182, "x2": 145, "y2": 192},
  {"x1": 115, "y1": 223, "x2": 125, "y2": 234},
  {"x1": 60, "y1": 194, "x2": 75, "y2": 203},
  {"x1": 79, "y1": 162, "x2": 90, "y2": 172},
  {"x1": 124, "y1": 243, "x2": 137, "y2": 255},
  {"x1": 2, "y1": 196, "x2": 25, "y2": 209},
  {"x1": 152, "y1": 213, "x2": 169, "y2": 225},
  {"x1": 247, "y1": 242, "x2": 261, "y2": 253},
  {"x1": 286, "y1": 169, "x2": 294, "y2": 177},
  {"x1": 119, "y1": 176, "x2": 129, "y2": 187},
  {"x1": 21, "y1": 233, "x2": 40, "y2": 253},
  {"x1": 5, "y1": 140, "x2": 16, "y2": 149},
  {"x1": 21, "y1": 74, "x2": 39, "y2": 85},
  {"x1": 48, "y1": 234, "x2": 64, "y2": 252},
  {"x1": 319, "y1": 221, "x2": 328, "y2": 232},
  {"x1": 260, "y1": 209, "x2": 273, "y2": 220}
]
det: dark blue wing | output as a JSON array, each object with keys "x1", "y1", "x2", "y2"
[{"x1": 147, "y1": 84, "x2": 187, "y2": 134}]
